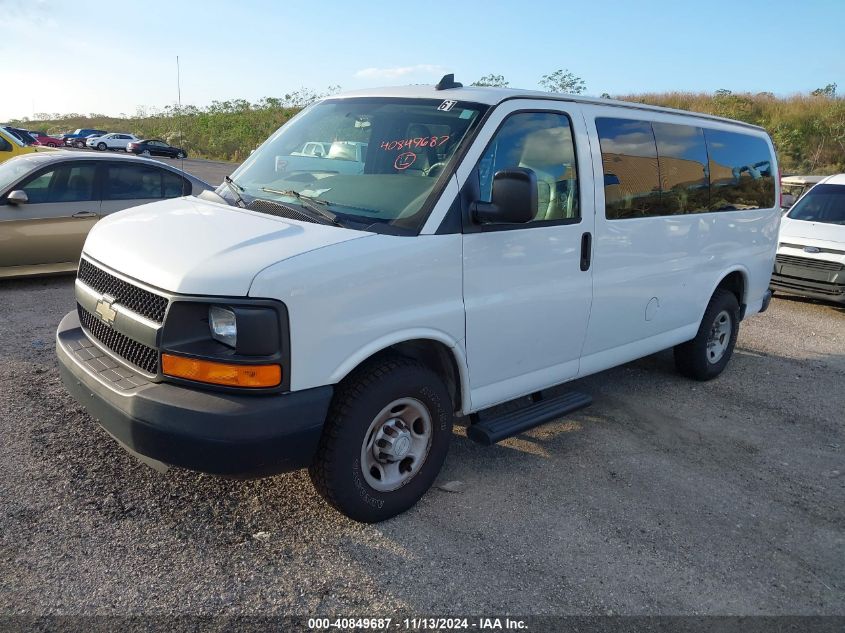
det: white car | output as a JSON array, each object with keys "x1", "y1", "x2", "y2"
[
  {"x1": 771, "y1": 174, "x2": 845, "y2": 303},
  {"x1": 56, "y1": 77, "x2": 780, "y2": 522},
  {"x1": 86, "y1": 133, "x2": 139, "y2": 151}
]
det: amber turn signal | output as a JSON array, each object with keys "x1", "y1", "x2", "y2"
[{"x1": 161, "y1": 354, "x2": 282, "y2": 388}]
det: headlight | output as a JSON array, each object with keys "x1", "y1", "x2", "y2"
[{"x1": 209, "y1": 306, "x2": 237, "y2": 347}]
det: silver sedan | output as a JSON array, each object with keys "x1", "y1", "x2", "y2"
[{"x1": 0, "y1": 151, "x2": 211, "y2": 279}]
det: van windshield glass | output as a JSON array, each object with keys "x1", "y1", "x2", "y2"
[
  {"x1": 787, "y1": 184, "x2": 845, "y2": 225},
  {"x1": 226, "y1": 97, "x2": 487, "y2": 233}
]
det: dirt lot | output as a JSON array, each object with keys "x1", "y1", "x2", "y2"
[{"x1": 0, "y1": 269, "x2": 842, "y2": 616}]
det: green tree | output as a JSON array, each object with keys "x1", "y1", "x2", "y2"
[
  {"x1": 811, "y1": 83, "x2": 837, "y2": 98},
  {"x1": 539, "y1": 69, "x2": 586, "y2": 94},
  {"x1": 471, "y1": 74, "x2": 510, "y2": 88}
]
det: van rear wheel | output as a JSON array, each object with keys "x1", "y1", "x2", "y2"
[
  {"x1": 309, "y1": 356, "x2": 453, "y2": 523},
  {"x1": 674, "y1": 288, "x2": 740, "y2": 381}
]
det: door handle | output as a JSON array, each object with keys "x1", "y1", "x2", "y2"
[
  {"x1": 580, "y1": 232, "x2": 592, "y2": 271},
  {"x1": 72, "y1": 211, "x2": 98, "y2": 218}
]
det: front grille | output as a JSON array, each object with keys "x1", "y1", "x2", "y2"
[
  {"x1": 78, "y1": 305, "x2": 159, "y2": 374},
  {"x1": 775, "y1": 254, "x2": 844, "y2": 272},
  {"x1": 78, "y1": 259, "x2": 169, "y2": 322},
  {"x1": 779, "y1": 243, "x2": 845, "y2": 256}
]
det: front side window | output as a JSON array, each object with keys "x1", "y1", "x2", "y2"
[
  {"x1": 476, "y1": 111, "x2": 579, "y2": 222},
  {"x1": 228, "y1": 97, "x2": 488, "y2": 233},
  {"x1": 0, "y1": 136, "x2": 11, "y2": 152},
  {"x1": 596, "y1": 118, "x2": 661, "y2": 219},
  {"x1": 787, "y1": 184, "x2": 845, "y2": 225},
  {"x1": 21, "y1": 163, "x2": 97, "y2": 203}
]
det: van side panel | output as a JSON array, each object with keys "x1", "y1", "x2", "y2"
[
  {"x1": 578, "y1": 106, "x2": 780, "y2": 374},
  {"x1": 248, "y1": 233, "x2": 467, "y2": 403}
]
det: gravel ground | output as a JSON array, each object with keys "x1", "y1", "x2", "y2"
[{"x1": 0, "y1": 276, "x2": 842, "y2": 616}]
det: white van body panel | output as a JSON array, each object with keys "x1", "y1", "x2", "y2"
[
  {"x1": 577, "y1": 105, "x2": 781, "y2": 369},
  {"x1": 249, "y1": 233, "x2": 468, "y2": 407},
  {"x1": 449, "y1": 98, "x2": 596, "y2": 410},
  {"x1": 82, "y1": 196, "x2": 369, "y2": 296}
]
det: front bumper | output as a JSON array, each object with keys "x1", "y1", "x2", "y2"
[
  {"x1": 770, "y1": 256, "x2": 845, "y2": 304},
  {"x1": 56, "y1": 311, "x2": 332, "y2": 477}
]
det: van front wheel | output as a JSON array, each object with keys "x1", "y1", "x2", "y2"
[
  {"x1": 309, "y1": 356, "x2": 453, "y2": 522},
  {"x1": 674, "y1": 289, "x2": 740, "y2": 381}
]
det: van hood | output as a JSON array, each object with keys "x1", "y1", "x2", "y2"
[
  {"x1": 781, "y1": 216, "x2": 845, "y2": 245},
  {"x1": 82, "y1": 196, "x2": 371, "y2": 296}
]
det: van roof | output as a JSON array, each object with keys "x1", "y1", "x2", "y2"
[{"x1": 334, "y1": 84, "x2": 767, "y2": 132}]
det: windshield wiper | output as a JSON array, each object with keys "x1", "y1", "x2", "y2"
[
  {"x1": 223, "y1": 176, "x2": 246, "y2": 207},
  {"x1": 260, "y1": 187, "x2": 343, "y2": 227}
]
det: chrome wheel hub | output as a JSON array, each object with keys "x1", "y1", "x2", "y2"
[
  {"x1": 706, "y1": 309, "x2": 732, "y2": 364},
  {"x1": 361, "y1": 398, "x2": 433, "y2": 492}
]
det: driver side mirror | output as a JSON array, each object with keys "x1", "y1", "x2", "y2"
[
  {"x1": 472, "y1": 168, "x2": 537, "y2": 224},
  {"x1": 7, "y1": 190, "x2": 28, "y2": 205}
]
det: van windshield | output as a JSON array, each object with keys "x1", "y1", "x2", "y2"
[
  {"x1": 225, "y1": 97, "x2": 488, "y2": 233},
  {"x1": 787, "y1": 184, "x2": 845, "y2": 225}
]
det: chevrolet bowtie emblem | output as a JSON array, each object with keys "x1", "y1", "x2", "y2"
[{"x1": 94, "y1": 295, "x2": 117, "y2": 326}]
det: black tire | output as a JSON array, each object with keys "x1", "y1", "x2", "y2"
[
  {"x1": 97, "y1": 142, "x2": 107, "y2": 151},
  {"x1": 674, "y1": 288, "x2": 740, "y2": 381},
  {"x1": 309, "y1": 356, "x2": 453, "y2": 523},
  {"x1": 176, "y1": 151, "x2": 186, "y2": 159}
]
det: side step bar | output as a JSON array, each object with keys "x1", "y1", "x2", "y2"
[{"x1": 466, "y1": 391, "x2": 592, "y2": 446}]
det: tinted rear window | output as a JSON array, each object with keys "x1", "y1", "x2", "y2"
[
  {"x1": 705, "y1": 129, "x2": 775, "y2": 210},
  {"x1": 597, "y1": 118, "x2": 776, "y2": 218},
  {"x1": 595, "y1": 118, "x2": 661, "y2": 219}
]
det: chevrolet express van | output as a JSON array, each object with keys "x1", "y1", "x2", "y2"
[{"x1": 56, "y1": 77, "x2": 779, "y2": 522}]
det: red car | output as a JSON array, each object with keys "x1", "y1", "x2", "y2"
[{"x1": 29, "y1": 131, "x2": 62, "y2": 147}]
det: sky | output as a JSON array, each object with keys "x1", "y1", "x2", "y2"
[{"x1": 1, "y1": 0, "x2": 843, "y2": 121}]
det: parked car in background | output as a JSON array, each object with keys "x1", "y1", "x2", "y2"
[
  {"x1": 2, "y1": 127, "x2": 38, "y2": 145},
  {"x1": 274, "y1": 140, "x2": 369, "y2": 176},
  {"x1": 126, "y1": 139, "x2": 187, "y2": 159},
  {"x1": 0, "y1": 127, "x2": 56, "y2": 164},
  {"x1": 771, "y1": 174, "x2": 845, "y2": 304},
  {"x1": 29, "y1": 131, "x2": 62, "y2": 147},
  {"x1": 0, "y1": 152, "x2": 211, "y2": 278},
  {"x1": 780, "y1": 174, "x2": 825, "y2": 210},
  {"x1": 87, "y1": 133, "x2": 140, "y2": 151},
  {"x1": 291, "y1": 141, "x2": 333, "y2": 157},
  {"x1": 62, "y1": 129, "x2": 109, "y2": 148}
]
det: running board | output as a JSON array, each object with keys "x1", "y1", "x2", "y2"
[{"x1": 466, "y1": 391, "x2": 592, "y2": 446}]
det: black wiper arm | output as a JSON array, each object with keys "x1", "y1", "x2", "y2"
[
  {"x1": 260, "y1": 187, "x2": 342, "y2": 227},
  {"x1": 223, "y1": 176, "x2": 246, "y2": 207}
]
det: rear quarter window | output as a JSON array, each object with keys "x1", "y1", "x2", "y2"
[{"x1": 705, "y1": 129, "x2": 776, "y2": 210}]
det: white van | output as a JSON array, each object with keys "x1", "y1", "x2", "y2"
[{"x1": 56, "y1": 77, "x2": 780, "y2": 522}]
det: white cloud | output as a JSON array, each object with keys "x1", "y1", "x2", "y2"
[{"x1": 354, "y1": 64, "x2": 446, "y2": 80}]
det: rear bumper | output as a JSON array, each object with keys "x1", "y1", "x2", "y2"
[{"x1": 56, "y1": 311, "x2": 332, "y2": 477}]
